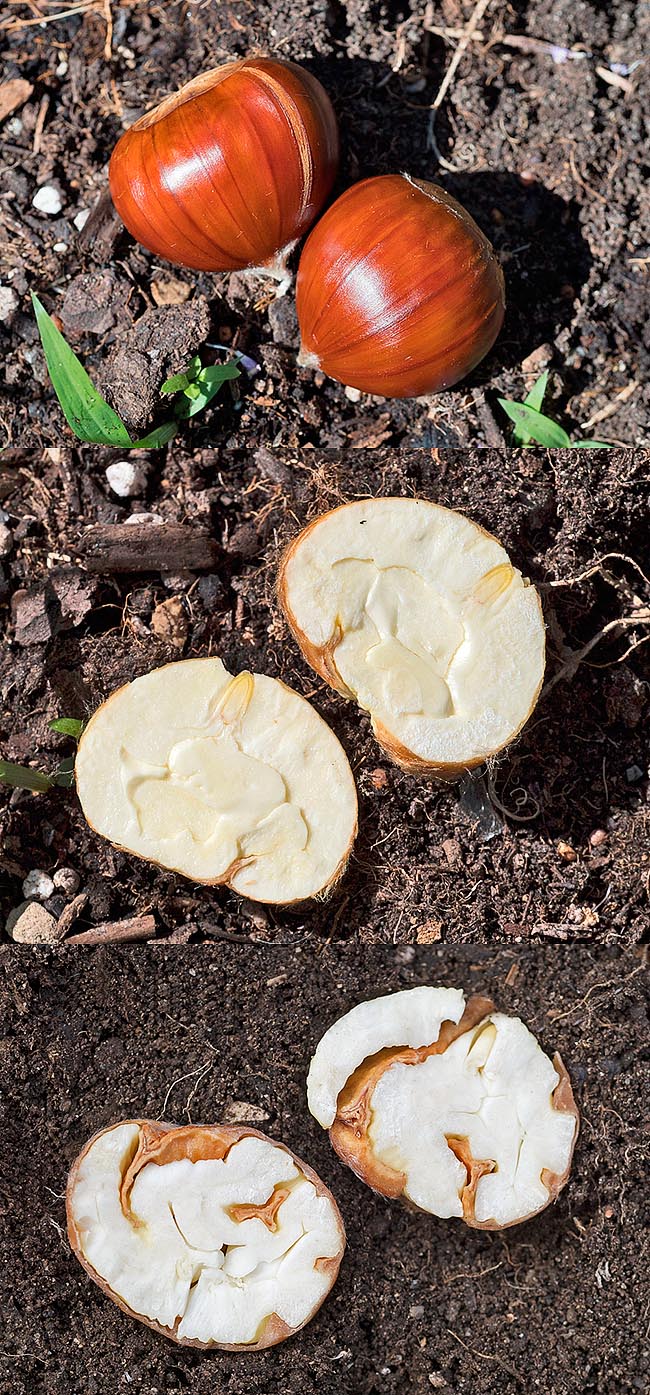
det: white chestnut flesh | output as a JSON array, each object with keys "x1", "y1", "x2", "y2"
[
  {"x1": 279, "y1": 497, "x2": 546, "y2": 777},
  {"x1": 307, "y1": 987, "x2": 579, "y2": 1229},
  {"x1": 74, "y1": 658, "x2": 357, "y2": 904},
  {"x1": 67, "y1": 1121, "x2": 346, "y2": 1350}
]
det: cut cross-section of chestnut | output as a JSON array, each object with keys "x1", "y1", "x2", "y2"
[
  {"x1": 279, "y1": 497, "x2": 546, "y2": 778},
  {"x1": 109, "y1": 58, "x2": 339, "y2": 281},
  {"x1": 307, "y1": 986, "x2": 579, "y2": 1229},
  {"x1": 296, "y1": 174, "x2": 505, "y2": 397},
  {"x1": 67, "y1": 1121, "x2": 346, "y2": 1349},
  {"x1": 74, "y1": 658, "x2": 357, "y2": 903}
]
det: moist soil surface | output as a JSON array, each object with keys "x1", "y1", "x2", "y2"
[
  {"x1": 1, "y1": 447, "x2": 649, "y2": 947},
  {"x1": 0, "y1": 942, "x2": 647, "y2": 1395},
  {"x1": 1, "y1": 0, "x2": 648, "y2": 450}
]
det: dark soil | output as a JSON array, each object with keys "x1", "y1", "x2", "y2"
[
  {"x1": 1, "y1": 0, "x2": 648, "y2": 449},
  {"x1": 1, "y1": 446, "x2": 649, "y2": 947},
  {"x1": 0, "y1": 942, "x2": 647, "y2": 1395}
]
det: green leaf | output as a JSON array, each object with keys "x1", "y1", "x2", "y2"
[
  {"x1": 132, "y1": 421, "x2": 178, "y2": 449},
  {"x1": 573, "y1": 439, "x2": 612, "y2": 449},
  {"x1": 161, "y1": 372, "x2": 192, "y2": 395},
  {"x1": 0, "y1": 760, "x2": 52, "y2": 792},
  {"x1": 31, "y1": 292, "x2": 133, "y2": 447},
  {"x1": 161, "y1": 355, "x2": 202, "y2": 395},
  {"x1": 498, "y1": 399, "x2": 571, "y2": 448},
  {"x1": 175, "y1": 362, "x2": 241, "y2": 420},
  {"x1": 53, "y1": 756, "x2": 76, "y2": 788},
  {"x1": 49, "y1": 717, "x2": 85, "y2": 738},
  {"x1": 513, "y1": 369, "x2": 551, "y2": 444},
  {"x1": 523, "y1": 371, "x2": 549, "y2": 414}
]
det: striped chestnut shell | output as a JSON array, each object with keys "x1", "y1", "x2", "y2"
[
  {"x1": 109, "y1": 57, "x2": 339, "y2": 278},
  {"x1": 296, "y1": 174, "x2": 506, "y2": 398}
]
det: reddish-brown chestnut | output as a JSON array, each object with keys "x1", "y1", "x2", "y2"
[
  {"x1": 109, "y1": 58, "x2": 339, "y2": 279},
  {"x1": 296, "y1": 174, "x2": 505, "y2": 397}
]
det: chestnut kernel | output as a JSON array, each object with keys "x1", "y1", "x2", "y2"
[
  {"x1": 109, "y1": 58, "x2": 339, "y2": 279},
  {"x1": 296, "y1": 174, "x2": 505, "y2": 397},
  {"x1": 67, "y1": 1120, "x2": 346, "y2": 1349}
]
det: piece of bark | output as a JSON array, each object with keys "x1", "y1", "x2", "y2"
[
  {"x1": 77, "y1": 186, "x2": 122, "y2": 263},
  {"x1": 77, "y1": 523, "x2": 220, "y2": 574},
  {"x1": 65, "y1": 914, "x2": 156, "y2": 945},
  {"x1": 56, "y1": 891, "x2": 89, "y2": 938},
  {"x1": 0, "y1": 78, "x2": 33, "y2": 123}
]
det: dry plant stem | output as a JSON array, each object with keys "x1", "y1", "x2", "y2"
[
  {"x1": 67, "y1": 1121, "x2": 345, "y2": 1350},
  {"x1": 426, "y1": 0, "x2": 495, "y2": 170},
  {"x1": 541, "y1": 551, "x2": 650, "y2": 694},
  {"x1": 65, "y1": 914, "x2": 156, "y2": 945}
]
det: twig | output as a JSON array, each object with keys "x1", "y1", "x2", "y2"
[
  {"x1": 580, "y1": 380, "x2": 638, "y2": 430},
  {"x1": 543, "y1": 551, "x2": 650, "y2": 593},
  {"x1": 427, "y1": 0, "x2": 494, "y2": 170},
  {"x1": 159, "y1": 1057, "x2": 215, "y2": 1119},
  {"x1": 65, "y1": 913, "x2": 156, "y2": 945},
  {"x1": 549, "y1": 963, "x2": 646, "y2": 1024},
  {"x1": 543, "y1": 610, "x2": 650, "y2": 696},
  {"x1": 446, "y1": 1328, "x2": 524, "y2": 1386}
]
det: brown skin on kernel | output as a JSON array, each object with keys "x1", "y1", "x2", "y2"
[
  {"x1": 328, "y1": 995, "x2": 494, "y2": 1196},
  {"x1": 229, "y1": 1186, "x2": 291, "y2": 1231},
  {"x1": 67, "y1": 1119, "x2": 346, "y2": 1352},
  {"x1": 328, "y1": 1010, "x2": 580, "y2": 1231},
  {"x1": 277, "y1": 501, "x2": 545, "y2": 779}
]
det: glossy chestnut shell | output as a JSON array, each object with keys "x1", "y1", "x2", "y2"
[
  {"x1": 296, "y1": 174, "x2": 505, "y2": 397},
  {"x1": 109, "y1": 58, "x2": 339, "y2": 276}
]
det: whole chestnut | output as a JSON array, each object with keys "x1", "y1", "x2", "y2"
[
  {"x1": 295, "y1": 174, "x2": 505, "y2": 397},
  {"x1": 109, "y1": 58, "x2": 339, "y2": 279}
]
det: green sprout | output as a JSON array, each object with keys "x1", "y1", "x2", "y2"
[
  {"x1": 31, "y1": 292, "x2": 240, "y2": 448},
  {"x1": 0, "y1": 716, "x2": 85, "y2": 793},
  {"x1": 498, "y1": 371, "x2": 611, "y2": 448}
]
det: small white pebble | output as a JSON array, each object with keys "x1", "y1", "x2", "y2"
[
  {"x1": 32, "y1": 185, "x2": 63, "y2": 215},
  {"x1": 56, "y1": 58, "x2": 68, "y2": 77},
  {"x1": 105, "y1": 459, "x2": 147, "y2": 498},
  {"x1": 125, "y1": 511, "x2": 163, "y2": 526},
  {"x1": 6, "y1": 116, "x2": 23, "y2": 138},
  {"x1": 0, "y1": 286, "x2": 19, "y2": 323},
  {"x1": 344, "y1": 385, "x2": 362, "y2": 403},
  {"x1": 73, "y1": 208, "x2": 89, "y2": 232},
  {"x1": 53, "y1": 866, "x2": 80, "y2": 895},
  {"x1": 53, "y1": 240, "x2": 68, "y2": 253},
  {"x1": 22, "y1": 868, "x2": 55, "y2": 900},
  {"x1": 0, "y1": 522, "x2": 13, "y2": 556}
]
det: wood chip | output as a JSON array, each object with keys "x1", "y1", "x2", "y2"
[
  {"x1": 56, "y1": 891, "x2": 89, "y2": 938},
  {"x1": 77, "y1": 523, "x2": 220, "y2": 574},
  {"x1": 65, "y1": 914, "x2": 156, "y2": 945},
  {"x1": 416, "y1": 919, "x2": 443, "y2": 944},
  {"x1": 150, "y1": 596, "x2": 189, "y2": 648},
  {"x1": 0, "y1": 78, "x2": 33, "y2": 124}
]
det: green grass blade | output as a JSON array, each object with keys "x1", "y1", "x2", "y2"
[
  {"x1": 32, "y1": 292, "x2": 133, "y2": 446},
  {"x1": 132, "y1": 422, "x2": 178, "y2": 448},
  {"x1": 0, "y1": 760, "x2": 53, "y2": 792},
  {"x1": 523, "y1": 370, "x2": 549, "y2": 413},
  {"x1": 513, "y1": 369, "x2": 551, "y2": 443},
  {"x1": 498, "y1": 399, "x2": 571, "y2": 448},
  {"x1": 573, "y1": 439, "x2": 612, "y2": 449}
]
